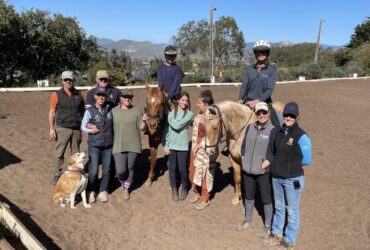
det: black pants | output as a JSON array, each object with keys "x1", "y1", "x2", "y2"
[
  {"x1": 168, "y1": 150, "x2": 188, "y2": 189},
  {"x1": 243, "y1": 172, "x2": 272, "y2": 204}
]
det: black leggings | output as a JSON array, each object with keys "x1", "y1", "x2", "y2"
[
  {"x1": 243, "y1": 172, "x2": 272, "y2": 204},
  {"x1": 168, "y1": 150, "x2": 188, "y2": 189}
]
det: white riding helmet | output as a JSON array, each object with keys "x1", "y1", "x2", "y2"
[{"x1": 253, "y1": 40, "x2": 271, "y2": 55}]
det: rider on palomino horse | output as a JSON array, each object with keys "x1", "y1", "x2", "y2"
[{"x1": 238, "y1": 40, "x2": 281, "y2": 128}]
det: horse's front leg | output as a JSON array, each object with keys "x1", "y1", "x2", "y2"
[
  {"x1": 145, "y1": 146, "x2": 158, "y2": 187},
  {"x1": 229, "y1": 156, "x2": 242, "y2": 206}
]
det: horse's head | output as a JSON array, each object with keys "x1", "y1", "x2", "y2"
[
  {"x1": 145, "y1": 83, "x2": 168, "y2": 130},
  {"x1": 204, "y1": 105, "x2": 223, "y2": 155}
]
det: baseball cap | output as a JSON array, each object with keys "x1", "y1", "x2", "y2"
[
  {"x1": 61, "y1": 71, "x2": 74, "y2": 80},
  {"x1": 121, "y1": 89, "x2": 134, "y2": 97},
  {"x1": 283, "y1": 102, "x2": 299, "y2": 116},
  {"x1": 95, "y1": 87, "x2": 107, "y2": 96},
  {"x1": 96, "y1": 70, "x2": 109, "y2": 79},
  {"x1": 254, "y1": 102, "x2": 269, "y2": 113}
]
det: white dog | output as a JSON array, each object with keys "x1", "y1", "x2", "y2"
[{"x1": 52, "y1": 152, "x2": 91, "y2": 209}]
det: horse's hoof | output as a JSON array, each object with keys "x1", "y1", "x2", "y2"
[{"x1": 231, "y1": 197, "x2": 240, "y2": 206}]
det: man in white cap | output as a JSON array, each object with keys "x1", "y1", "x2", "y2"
[
  {"x1": 49, "y1": 71, "x2": 85, "y2": 185},
  {"x1": 85, "y1": 70, "x2": 121, "y2": 110}
]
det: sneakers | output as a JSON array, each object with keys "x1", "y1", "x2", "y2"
[
  {"x1": 123, "y1": 188, "x2": 130, "y2": 200},
  {"x1": 98, "y1": 191, "x2": 109, "y2": 203},
  {"x1": 179, "y1": 186, "x2": 188, "y2": 201},
  {"x1": 195, "y1": 200, "x2": 209, "y2": 210},
  {"x1": 189, "y1": 193, "x2": 200, "y2": 204},
  {"x1": 277, "y1": 240, "x2": 295, "y2": 250},
  {"x1": 171, "y1": 187, "x2": 179, "y2": 201},
  {"x1": 262, "y1": 233, "x2": 283, "y2": 247},
  {"x1": 238, "y1": 219, "x2": 252, "y2": 231},
  {"x1": 259, "y1": 225, "x2": 271, "y2": 239},
  {"x1": 89, "y1": 192, "x2": 96, "y2": 203}
]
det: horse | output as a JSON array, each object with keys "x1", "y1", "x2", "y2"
[
  {"x1": 143, "y1": 84, "x2": 169, "y2": 186},
  {"x1": 203, "y1": 100, "x2": 284, "y2": 205}
]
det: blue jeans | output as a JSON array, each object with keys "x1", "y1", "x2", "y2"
[
  {"x1": 88, "y1": 145, "x2": 112, "y2": 193},
  {"x1": 271, "y1": 175, "x2": 304, "y2": 245}
]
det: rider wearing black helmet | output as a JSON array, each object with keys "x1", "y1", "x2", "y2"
[
  {"x1": 157, "y1": 45, "x2": 184, "y2": 103},
  {"x1": 238, "y1": 40, "x2": 280, "y2": 127}
]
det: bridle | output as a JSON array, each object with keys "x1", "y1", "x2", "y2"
[
  {"x1": 204, "y1": 105, "x2": 226, "y2": 150},
  {"x1": 204, "y1": 104, "x2": 254, "y2": 152},
  {"x1": 145, "y1": 94, "x2": 168, "y2": 130}
]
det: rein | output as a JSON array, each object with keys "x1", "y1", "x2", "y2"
[{"x1": 204, "y1": 104, "x2": 254, "y2": 152}]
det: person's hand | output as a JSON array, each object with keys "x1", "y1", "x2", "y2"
[
  {"x1": 237, "y1": 100, "x2": 244, "y2": 104},
  {"x1": 246, "y1": 99, "x2": 259, "y2": 109},
  {"x1": 86, "y1": 123, "x2": 94, "y2": 129},
  {"x1": 91, "y1": 127, "x2": 99, "y2": 134},
  {"x1": 164, "y1": 149, "x2": 171, "y2": 155},
  {"x1": 49, "y1": 128, "x2": 56, "y2": 141},
  {"x1": 142, "y1": 113, "x2": 148, "y2": 121},
  {"x1": 262, "y1": 160, "x2": 270, "y2": 169}
]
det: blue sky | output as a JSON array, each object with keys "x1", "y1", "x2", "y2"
[{"x1": 9, "y1": 0, "x2": 370, "y2": 46}]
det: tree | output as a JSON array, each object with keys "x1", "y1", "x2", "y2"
[
  {"x1": 213, "y1": 16, "x2": 245, "y2": 67},
  {"x1": 0, "y1": 0, "x2": 26, "y2": 85},
  {"x1": 347, "y1": 17, "x2": 370, "y2": 48},
  {"x1": 0, "y1": 0, "x2": 98, "y2": 86},
  {"x1": 171, "y1": 20, "x2": 209, "y2": 61},
  {"x1": 171, "y1": 16, "x2": 245, "y2": 71}
]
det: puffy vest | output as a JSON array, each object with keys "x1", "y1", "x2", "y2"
[
  {"x1": 56, "y1": 88, "x2": 84, "y2": 129},
  {"x1": 87, "y1": 105, "x2": 113, "y2": 147},
  {"x1": 271, "y1": 124, "x2": 305, "y2": 178}
]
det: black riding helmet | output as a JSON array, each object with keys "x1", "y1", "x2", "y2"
[{"x1": 164, "y1": 45, "x2": 178, "y2": 55}]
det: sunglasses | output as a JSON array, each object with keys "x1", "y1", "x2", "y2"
[
  {"x1": 283, "y1": 114, "x2": 297, "y2": 119},
  {"x1": 256, "y1": 110, "x2": 269, "y2": 116},
  {"x1": 63, "y1": 78, "x2": 73, "y2": 82},
  {"x1": 122, "y1": 95, "x2": 133, "y2": 99},
  {"x1": 99, "y1": 78, "x2": 108, "y2": 82},
  {"x1": 255, "y1": 50, "x2": 268, "y2": 55}
]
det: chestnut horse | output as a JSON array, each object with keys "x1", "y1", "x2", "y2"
[
  {"x1": 144, "y1": 84, "x2": 169, "y2": 186},
  {"x1": 204, "y1": 101, "x2": 284, "y2": 205}
]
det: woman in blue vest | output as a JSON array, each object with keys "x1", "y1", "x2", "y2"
[
  {"x1": 81, "y1": 87, "x2": 114, "y2": 203},
  {"x1": 263, "y1": 102, "x2": 312, "y2": 249}
]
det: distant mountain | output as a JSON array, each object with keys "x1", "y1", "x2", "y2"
[
  {"x1": 97, "y1": 38, "x2": 116, "y2": 46},
  {"x1": 97, "y1": 38, "x2": 344, "y2": 59},
  {"x1": 97, "y1": 38, "x2": 167, "y2": 59}
]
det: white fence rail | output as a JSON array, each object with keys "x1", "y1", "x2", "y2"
[{"x1": 0, "y1": 76, "x2": 369, "y2": 92}]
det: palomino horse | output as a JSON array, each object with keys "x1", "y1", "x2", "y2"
[
  {"x1": 204, "y1": 101, "x2": 284, "y2": 205},
  {"x1": 144, "y1": 84, "x2": 169, "y2": 186}
]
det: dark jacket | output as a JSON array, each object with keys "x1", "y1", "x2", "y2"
[
  {"x1": 238, "y1": 62, "x2": 277, "y2": 104},
  {"x1": 241, "y1": 120, "x2": 276, "y2": 175},
  {"x1": 87, "y1": 105, "x2": 113, "y2": 148},
  {"x1": 55, "y1": 88, "x2": 84, "y2": 129},
  {"x1": 270, "y1": 123, "x2": 306, "y2": 178},
  {"x1": 85, "y1": 86, "x2": 121, "y2": 108},
  {"x1": 157, "y1": 64, "x2": 183, "y2": 99}
]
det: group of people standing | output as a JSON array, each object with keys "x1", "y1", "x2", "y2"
[{"x1": 48, "y1": 40, "x2": 312, "y2": 249}]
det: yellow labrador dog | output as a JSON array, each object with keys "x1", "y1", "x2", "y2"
[{"x1": 52, "y1": 152, "x2": 91, "y2": 209}]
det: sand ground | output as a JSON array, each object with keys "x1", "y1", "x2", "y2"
[{"x1": 0, "y1": 79, "x2": 369, "y2": 249}]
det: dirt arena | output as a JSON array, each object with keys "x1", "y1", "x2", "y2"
[{"x1": 0, "y1": 79, "x2": 369, "y2": 249}]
